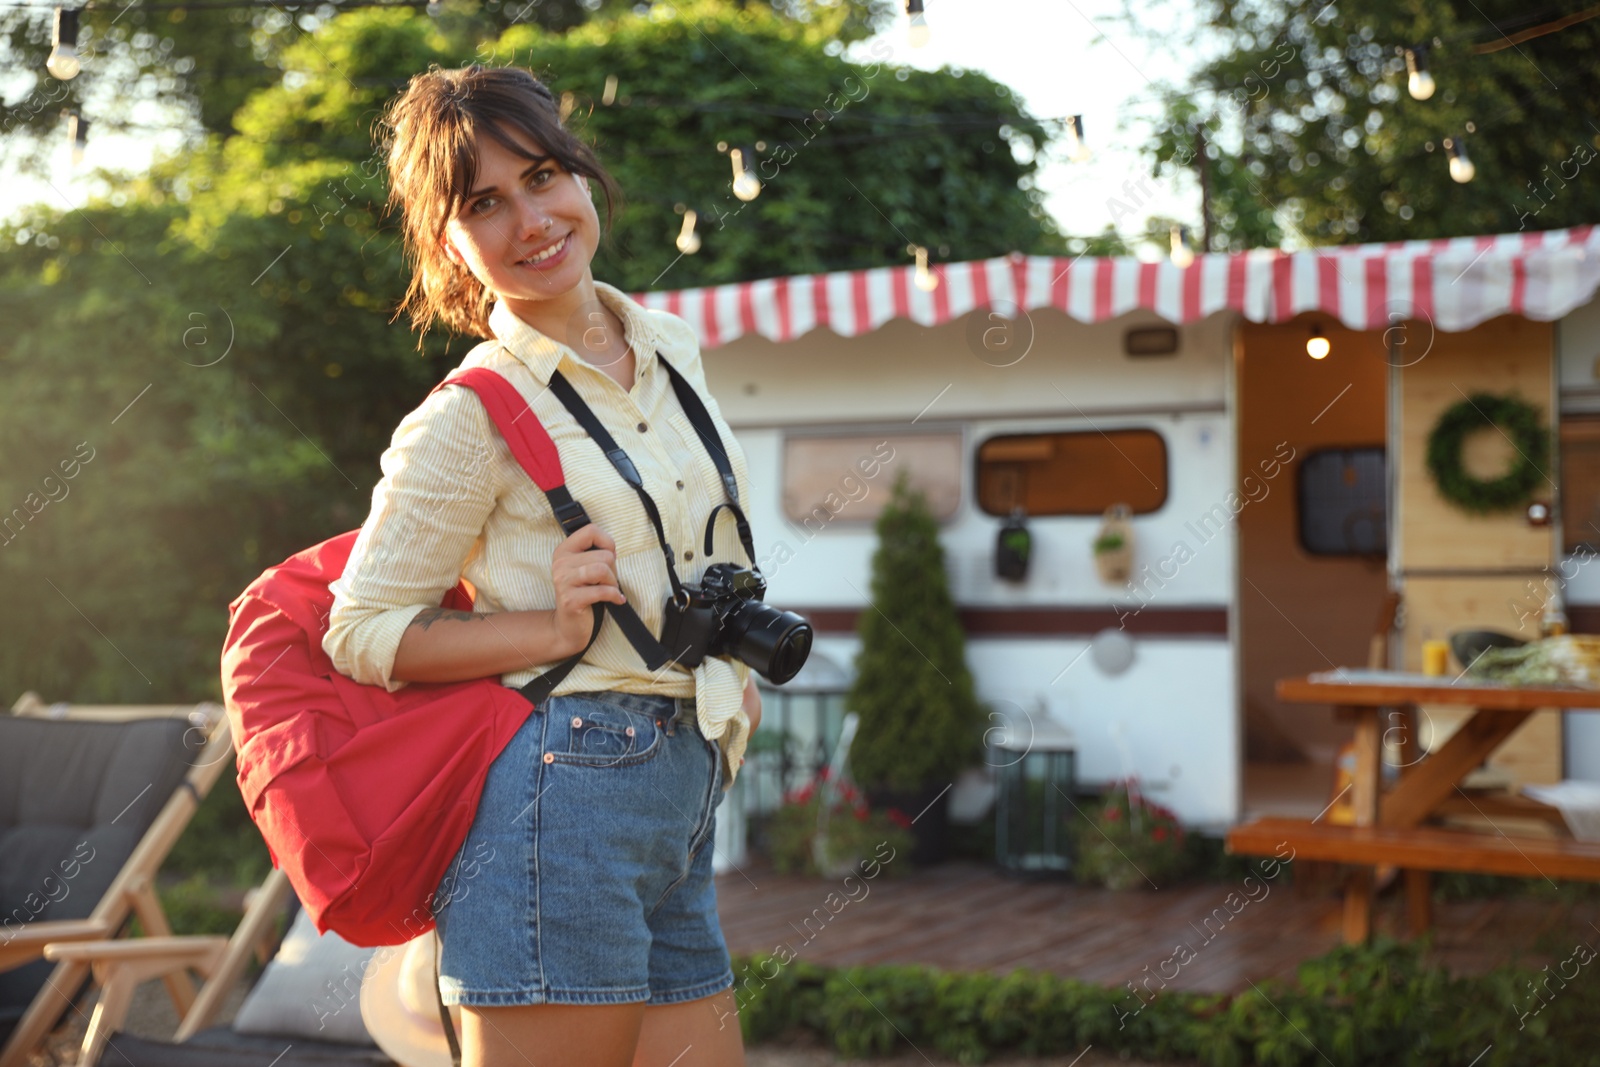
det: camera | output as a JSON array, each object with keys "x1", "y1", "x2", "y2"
[{"x1": 658, "y1": 563, "x2": 812, "y2": 684}]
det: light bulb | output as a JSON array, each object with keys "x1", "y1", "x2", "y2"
[
  {"x1": 66, "y1": 112, "x2": 88, "y2": 168},
  {"x1": 1066, "y1": 115, "x2": 1091, "y2": 163},
  {"x1": 905, "y1": 0, "x2": 930, "y2": 48},
  {"x1": 47, "y1": 46, "x2": 80, "y2": 80},
  {"x1": 907, "y1": 13, "x2": 931, "y2": 48},
  {"x1": 48, "y1": 7, "x2": 81, "y2": 80},
  {"x1": 1169, "y1": 225, "x2": 1195, "y2": 269},
  {"x1": 1306, "y1": 326, "x2": 1330, "y2": 360},
  {"x1": 1404, "y1": 47, "x2": 1434, "y2": 101},
  {"x1": 729, "y1": 148, "x2": 761, "y2": 202},
  {"x1": 913, "y1": 245, "x2": 938, "y2": 291},
  {"x1": 1448, "y1": 141, "x2": 1475, "y2": 183},
  {"x1": 675, "y1": 209, "x2": 701, "y2": 255}
]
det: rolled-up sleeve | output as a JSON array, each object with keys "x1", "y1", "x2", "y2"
[{"x1": 322, "y1": 384, "x2": 507, "y2": 691}]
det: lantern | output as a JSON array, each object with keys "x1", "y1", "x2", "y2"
[
  {"x1": 996, "y1": 506, "x2": 1031, "y2": 581},
  {"x1": 992, "y1": 711, "x2": 1076, "y2": 875}
]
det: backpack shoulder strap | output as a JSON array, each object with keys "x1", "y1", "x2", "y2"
[{"x1": 431, "y1": 368, "x2": 603, "y2": 706}]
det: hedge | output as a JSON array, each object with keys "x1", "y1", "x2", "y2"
[{"x1": 729, "y1": 937, "x2": 1600, "y2": 1066}]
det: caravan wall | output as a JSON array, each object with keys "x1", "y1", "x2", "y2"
[{"x1": 702, "y1": 306, "x2": 1244, "y2": 827}]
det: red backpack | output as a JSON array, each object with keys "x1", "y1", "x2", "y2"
[{"x1": 220, "y1": 368, "x2": 603, "y2": 949}]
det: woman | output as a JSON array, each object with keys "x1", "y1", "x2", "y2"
[{"x1": 322, "y1": 64, "x2": 760, "y2": 1067}]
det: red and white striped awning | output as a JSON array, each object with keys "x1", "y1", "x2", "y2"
[{"x1": 635, "y1": 224, "x2": 1600, "y2": 349}]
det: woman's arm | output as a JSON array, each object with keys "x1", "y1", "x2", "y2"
[
  {"x1": 742, "y1": 674, "x2": 762, "y2": 734},
  {"x1": 391, "y1": 522, "x2": 627, "y2": 683}
]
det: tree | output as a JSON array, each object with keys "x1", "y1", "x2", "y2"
[
  {"x1": 0, "y1": 1, "x2": 1060, "y2": 703},
  {"x1": 0, "y1": 0, "x2": 892, "y2": 175},
  {"x1": 846, "y1": 470, "x2": 985, "y2": 793},
  {"x1": 1130, "y1": 0, "x2": 1600, "y2": 247}
]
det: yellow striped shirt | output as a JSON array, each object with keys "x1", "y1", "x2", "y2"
[{"x1": 322, "y1": 281, "x2": 753, "y2": 790}]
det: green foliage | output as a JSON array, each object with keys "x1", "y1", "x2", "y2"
[
  {"x1": 1133, "y1": 0, "x2": 1600, "y2": 246},
  {"x1": 0, "y1": 0, "x2": 890, "y2": 161},
  {"x1": 846, "y1": 469, "x2": 986, "y2": 792},
  {"x1": 1091, "y1": 531, "x2": 1125, "y2": 553},
  {"x1": 764, "y1": 766, "x2": 914, "y2": 876},
  {"x1": 1072, "y1": 781, "x2": 1191, "y2": 891},
  {"x1": 0, "y1": 2, "x2": 1061, "y2": 705},
  {"x1": 730, "y1": 939, "x2": 1600, "y2": 1066},
  {"x1": 485, "y1": 0, "x2": 1065, "y2": 288}
]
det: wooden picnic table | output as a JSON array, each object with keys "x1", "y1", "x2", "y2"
[{"x1": 1227, "y1": 669, "x2": 1600, "y2": 944}]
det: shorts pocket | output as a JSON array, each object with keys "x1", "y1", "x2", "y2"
[{"x1": 547, "y1": 698, "x2": 666, "y2": 768}]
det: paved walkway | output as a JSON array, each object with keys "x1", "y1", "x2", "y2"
[{"x1": 715, "y1": 859, "x2": 1600, "y2": 994}]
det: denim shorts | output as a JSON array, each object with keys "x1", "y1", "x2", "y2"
[{"x1": 431, "y1": 690, "x2": 732, "y2": 1007}]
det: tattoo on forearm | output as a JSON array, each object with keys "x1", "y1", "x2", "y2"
[{"x1": 409, "y1": 608, "x2": 484, "y2": 631}]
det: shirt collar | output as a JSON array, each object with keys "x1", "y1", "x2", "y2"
[{"x1": 488, "y1": 281, "x2": 660, "y2": 386}]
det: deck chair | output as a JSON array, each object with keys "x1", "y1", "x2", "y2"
[
  {"x1": 71, "y1": 868, "x2": 398, "y2": 1067},
  {"x1": 0, "y1": 698, "x2": 232, "y2": 1067}
]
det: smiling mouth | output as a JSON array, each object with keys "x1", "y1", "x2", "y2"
[{"x1": 517, "y1": 234, "x2": 570, "y2": 266}]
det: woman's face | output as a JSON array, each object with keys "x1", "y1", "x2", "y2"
[{"x1": 439, "y1": 123, "x2": 599, "y2": 314}]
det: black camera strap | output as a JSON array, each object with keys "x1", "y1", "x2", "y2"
[
  {"x1": 540, "y1": 352, "x2": 763, "y2": 671},
  {"x1": 657, "y1": 357, "x2": 758, "y2": 563}
]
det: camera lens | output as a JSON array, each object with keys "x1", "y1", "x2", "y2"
[{"x1": 730, "y1": 603, "x2": 812, "y2": 683}]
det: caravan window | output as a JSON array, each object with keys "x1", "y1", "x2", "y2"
[
  {"x1": 1561, "y1": 414, "x2": 1600, "y2": 553},
  {"x1": 975, "y1": 429, "x2": 1168, "y2": 516},
  {"x1": 1296, "y1": 447, "x2": 1387, "y2": 556},
  {"x1": 782, "y1": 432, "x2": 962, "y2": 525}
]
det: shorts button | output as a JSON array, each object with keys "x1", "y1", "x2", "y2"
[
  {"x1": 684, "y1": 549, "x2": 694, "y2": 561},
  {"x1": 637, "y1": 421, "x2": 648, "y2": 433},
  {"x1": 543, "y1": 752, "x2": 555, "y2": 764},
  {"x1": 676, "y1": 480, "x2": 685, "y2": 490},
  {"x1": 625, "y1": 726, "x2": 635, "y2": 737},
  {"x1": 571, "y1": 716, "x2": 583, "y2": 728}
]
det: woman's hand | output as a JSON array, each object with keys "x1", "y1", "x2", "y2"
[
  {"x1": 742, "y1": 675, "x2": 762, "y2": 735},
  {"x1": 550, "y1": 523, "x2": 627, "y2": 656}
]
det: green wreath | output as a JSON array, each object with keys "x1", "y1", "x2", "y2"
[{"x1": 1424, "y1": 393, "x2": 1549, "y2": 514}]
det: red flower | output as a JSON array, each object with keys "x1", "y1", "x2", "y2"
[
  {"x1": 1152, "y1": 826, "x2": 1167, "y2": 842},
  {"x1": 819, "y1": 766, "x2": 834, "y2": 781},
  {"x1": 1104, "y1": 806, "x2": 1121, "y2": 821},
  {"x1": 887, "y1": 807, "x2": 913, "y2": 830},
  {"x1": 853, "y1": 807, "x2": 869, "y2": 822}
]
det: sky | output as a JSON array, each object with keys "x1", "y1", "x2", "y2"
[{"x1": 0, "y1": 0, "x2": 1209, "y2": 261}]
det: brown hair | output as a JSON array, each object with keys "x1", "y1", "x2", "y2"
[{"x1": 376, "y1": 64, "x2": 623, "y2": 341}]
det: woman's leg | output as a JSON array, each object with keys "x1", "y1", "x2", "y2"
[
  {"x1": 462, "y1": 1002, "x2": 646, "y2": 1067},
  {"x1": 632, "y1": 988, "x2": 746, "y2": 1067}
]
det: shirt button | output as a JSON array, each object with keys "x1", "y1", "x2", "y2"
[
  {"x1": 637, "y1": 421, "x2": 648, "y2": 433},
  {"x1": 684, "y1": 549, "x2": 694, "y2": 561},
  {"x1": 675, "y1": 480, "x2": 685, "y2": 490}
]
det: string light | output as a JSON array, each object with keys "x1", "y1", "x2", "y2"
[
  {"x1": 47, "y1": 5, "x2": 81, "y2": 79},
  {"x1": 1306, "y1": 323, "x2": 1330, "y2": 360},
  {"x1": 910, "y1": 244, "x2": 938, "y2": 291},
  {"x1": 1065, "y1": 115, "x2": 1091, "y2": 163},
  {"x1": 63, "y1": 108, "x2": 88, "y2": 166},
  {"x1": 905, "y1": 0, "x2": 930, "y2": 49},
  {"x1": 675, "y1": 206, "x2": 701, "y2": 254},
  {"x1": 1403, "y1": 45, "x2": 1435, "y2": 101},
  {"x1": 728, "y1": 146, "x2": 761, "y2": 201},
  {"x1": 1444, "y1": 135, "x2": 1475, "y2": 183},
  {"x1": 1169, "y1": 224, "x2": 1195, "y2": 268}
]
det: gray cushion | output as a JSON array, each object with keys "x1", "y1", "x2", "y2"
[
  {"x1": 0, "y1": 716, "x2": 193, "y2": 1043},
  {"x1": 232, "y1": 910, "x2": 379, "y2": 1046}
]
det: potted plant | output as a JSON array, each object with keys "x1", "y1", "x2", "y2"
[
  {"x1": 1073, "y1": 779, "x2": 1190, "y2": 890},
  {"x1": 846, "y1": 469, "x2": 987, "y2": 864},
  {"x1": 765, "y1": 766, "x2": 915, "y2": 878}
]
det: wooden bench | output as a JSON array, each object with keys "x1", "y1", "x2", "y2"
[{"x1": 1228, "y1": 816, "x2": 1600, "y2": 940}]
